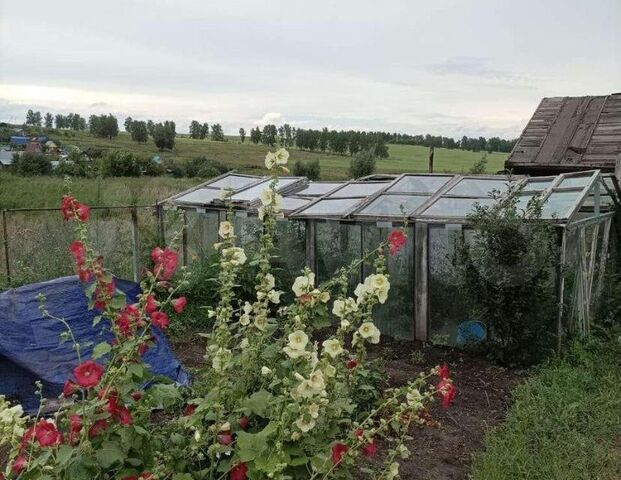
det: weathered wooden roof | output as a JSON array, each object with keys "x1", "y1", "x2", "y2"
[{"x1": 507, "y1": 93, "x2": 621, "y2": 174}]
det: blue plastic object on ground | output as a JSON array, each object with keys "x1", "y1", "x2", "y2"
[
  {"x1": 0, "y1": 276, "x2": 189, "y2": 412},
  {"x1": 456, "y1": 320, "x2": 487, "y2": 345}
]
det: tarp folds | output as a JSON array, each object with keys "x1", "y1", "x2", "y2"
[{"x1": 0, "y1": 276, "x2": 189, "y2": 412}]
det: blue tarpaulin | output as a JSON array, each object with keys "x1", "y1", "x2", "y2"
[{"x1": 0, "y1": 276, "x2": 189, "y2": 412}]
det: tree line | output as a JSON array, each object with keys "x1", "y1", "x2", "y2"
[{"x1": 388, "y1": 132, "x2": 516, "y2": 153}]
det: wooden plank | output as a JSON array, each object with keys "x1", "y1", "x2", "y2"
[{"x1": 414, "y1": 222, "x2": 429, "y2": 341}]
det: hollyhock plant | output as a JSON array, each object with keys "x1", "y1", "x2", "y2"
[
  {"x1": 150, "y1": 310, "x2": 170, "y2": 329},
  {"x1": 331, "y1": 442, "x2": 349, "y2": 466},
  {"x1": 230, "y1": 463, "x2": 248, "y2": 480},
  {"x1": 172, "y1": 296, "x2": 187, "y2": 314},
  {"x1": 437, "y1": 378, "x2": 457, "y2": 408},
  {"x1": 34, "y1": 419, "x2": 62, "y2": 447},
  {"x1": 387, "y1": 229, "x2": 407, "y2": 256},
  {"x1": 73, "y1": 360, "x2": 104, "y2": 388}
]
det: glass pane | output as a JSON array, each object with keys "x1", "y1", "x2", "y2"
[
  {"x1": 233, "y1": 213, "x2": 262, "y2": 257},
  {"x1": 316, "y1": 222, "x2": 361, "y2": 290},
  {"x1": 330, "y1": 182, "x2": 389, "y2": 198},
  {"x1": 387, "y1": 175, "x2": 451, "y2": 194},
  {"x1": 231, "y1": 178, "x2": 299, "y2": 202},
  {"x1": 358, "y1": 194, "x2": 429, "y2": 216},
  {"x1": 558, "y1": 174, "x2": 594, "y2": 189},
  {"x1": 523, "y1": 179, "x2": 553, "y2": 192},
  {"x1": 448, "y1": 179, "x2": 511, "y2": 196},
  {"x1": 209, "y1": 175, "x2": 261, "y2": 190},
  {"x1": 281, "y1": 196, "x2": 312, "y2": 211},
  {"x1": 273, "y1": 220, "x2": 307, "y2": 303},
  {"x1": 295, "y1": 182, "x2": 343, "y2": 196},
  {"x1": 515, "y1": 193, "x2": 536, "y2": 211},
  {"x1": 175, "y1": 187, "x2": 220, "y2": 205},
  {"x1": 429, "y1": 225, "x2": 476, "y2": 345},
  {"x1": 541, "y1": 191, "x2": 580, "y2": 218},
  {"x1": 297, "y1": 198, "x2": 361, "y2": 216},
  {"x1": 421, "y1": 197, "x2": 495, "y2": 217},
  {"x1": 186, "y1": 210, "x2": 220, "y2": 260},
  {"x1": 362, "y1": 225, "x2": 414, "y2": 339}
]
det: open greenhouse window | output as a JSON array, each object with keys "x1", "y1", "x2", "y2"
[
  {"x1": 386, "y1": 175, "x2": 452, "y2": 194},
  {"x1": 209, "y1": 174, "x2": 264, "y2": 190},
  {"x1": 447, "y1": 177, "x2": 514, "y2": 196},
  {"x1": 231, "y1": 177, "x2": 304, "y2": 202}
]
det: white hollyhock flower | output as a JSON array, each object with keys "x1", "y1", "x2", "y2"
[
  {"x1": 322, "y1": 338, "x2": 344, "y2": 358},
  {"x1": 267, "y1": 290, "x2": 281, "y2": 304},
  {"x1": 288, "y1": 330, "x2": 309, "y2": 350},
  {"x1": 260, "y1": 188, "x2": 274, "y2": 206},
  {"x1": 324, "y1": 364, "x2": 336, "y2": 377},
  {"x1": 261, "y1": 366, "x2": 272, "y2": 376},
  {"x1": 239, "y1": 313, "x2": 250, "y2": 326},
  {"x1": 363, "y1": 274, "x2": 390, "y2": 304},
  {"x1": 254, "y1": 315, "x2": 267, "y2": 331},
  {"x1": 264, "y1": 273, "x2": 275, "y2": 290},
  {"x1": 308, "y1": 370, "x2": 325, "y2": 392},
  {"x1": 359, "y1": 322, "x2": 381, "y2": 344},
  {"x1": 308, "y1": 403, "x2": 320, "y2": 418},
  {"x1": 219, "y1": 188, "x2": 232, "y2": 200},
  {"x1": 406, "y1": 389, "x2": 423, "y2": 410},
  {"x1": 258, "y1": 206, "x2": 266, "y2": 220},
  {"x1": 386, "y1": 461, "x2": 400, "y2": 479},
  {"x1": 218, "y1": 221, "x2": 234, "y2": 239},
  {"x1": 243, "y1": 302, "x2": 253, "y2": 315},
  {"x1": 295, "y1": 414, "x2": 316, "y2": 433},
  {"x1": 274, "y1": 148, "x2": 290, "y2": 165},
  {"x1": 265, "y1": 152, "x2": 277, "y2": 169},
  {"x1": 292, "y1": 273, "x2": 315, "y2": 297},
  {"x1": 222, "y1": 247, "x2": 247, "y2": 266}
]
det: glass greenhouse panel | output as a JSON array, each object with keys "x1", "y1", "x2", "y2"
[
  {"x1": 295, "y1": 182, "x2": 343, "y2": 196},
  {"x1": 281, "y1": 197, "x2": 312, "y2": 212},
  {"x1": 362, "y1": 225, "x2": 414, "y2": 339},
  {"x1": 557, "y1": 174, "x2": 594, "y2": 189},
  {"x1": 541, "y1": 191, "x2": 581, "y2": 219},
  {"x1": 428, "y1": 224, "x2": 474, "y2": 345},
  {"x1": 421, "y1": 197, "x2": 495, "y2": 218},
  {"x1": 231, "y1": 178, "x2": 299, "y2": 201},
  {"x1": 522, "y1": 179, "x2": 553, "y2": 192},
  {"x1": 358, "y1": 194, "x2": 428, "y2": 216},
  {"x1": 273, "y1": 220, "x2": 307, "y2": 303},
  {"x1": 316, "y1": 222, "x2": 362, "y2": 289},
  {"x1": 176, "y1": 188, "x2": 221, "y2": 205},
  {"x1": 186, "y1": 210, "x2": 220, "y2": 260},
  {"x1": 448, "y1": 179, "x2": 512, "y2": 196},
  {"x1": 299, "y1": 198, "x2": 361, "y2": 216},
  {"x1": 330, "y1": 182, "x2": 389, "y2": 198},
  {"x1": 233, "y1": 213, "x2": 263, "y2": 257},
  {"x1": 209, "y1": 175, "x2": 260, "y2": 190},
  {"x1": 387, "y1": 175, "x2": 451, "y2": 194}
]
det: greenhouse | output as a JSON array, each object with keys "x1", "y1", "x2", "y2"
[{"x1": 167, "y1": 170, "x2": 620, "y2": 345}]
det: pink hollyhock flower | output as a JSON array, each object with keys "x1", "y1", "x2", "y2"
[
  {"x1": 77, "y1": 266, "x2": 92, "y2": 283},
  {"x1": 75, "y1": 203, "x2": 90, "y2": 222},
  {"x1": 150, "y1": 247, "x2": 164, "y2": 263},
  {"x1": 362, "y1": 440, "x2": 377, "y2": 457},
  {"x1": 20, "y1": 426, "x2": 35, "y2": 451},
  {"x1": 387, "y1": 230, "x2": 407, "y2": 256},
  {"x1": 437, "y1": 378, "x2": 456, "y2": 409},
  {"x1": 60, "y1": 195, "x2": 77, "y2": 221},
  {"x1": 116, "y1": 406, "x2": 133, "y2": 425},
  {"x1": 346, "y1": 359, "x2": 358, "y2": 370},
  {"x1": 151, "y1": 311, "x2": 170, "y2": 329},
  {"x1": 151, "y1": 247, "x2": 178, "y2": 280},
  {"x1": 172, "y1": 296, "x2": 187, "y2": 314},
  {"x1": 115, "y1": 312, "x2": 133, "y2": 337},
  {"x1": 34, "y1": 419, "x2": 62, "y2": 447},
  {"x1": 73, "y1": 360, "x2": 104, "y2": 388},
  {"x1": 69, "y1": 240, "x2": 86, "y2": 266},
  {"x1": 145, "y1": 294, "x2": 158, "y2": 314},
  {"x1": 331, "y1": 442, "x2": 349, "y2": 466},
  {"x1": 238, "y1": 416, "x2": 250, "y2": 430},
  {"x1": 217, "y1": 431, "x2": 233, "y2": 445},
  {"x1": 88, "y1": 419, "x2": 108, "y2": 438},
  {"x1": 438, "y1": 363, "x2": 450, "y2": 380},
  {"x1": 68, "y1": 414, "x2": 82, "y2": 444},
  {"x1": 63, "y1": 379, "x2": 76, "y2": 397},
  {"x1": 230, "y1": 463, "x2": 248, "y2": 480},
  {"x1": 11, "y1": 456, "x2": 27, "y2": 474}
]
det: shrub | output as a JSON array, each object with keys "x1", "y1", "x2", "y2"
[
  {"x1": 102, "y1": 151, "x2": 142, "y2": 177},
  {"x1": 469, "y1": 153, "x2": 488, "y2": 174},
  {"x1": 185, "y1": 156, "x2": 230, "y2": 178},
  {"x1": 11, "y1": 152, "x2": 53, "y2": 176},
  {"x1": 349, "y1": 149, "x2": 376, "y2": 178},
  {"x1": 292, "y1": 159, "x2": 321, "y2": 180}
]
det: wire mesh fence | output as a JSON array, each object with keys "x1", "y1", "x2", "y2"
[{"x1": 0, "y1": 205, "x2": 183, "y2": 290}]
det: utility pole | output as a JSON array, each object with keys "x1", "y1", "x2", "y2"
[{"x1": 428, "y1": 146, "x2": 434, "y2": 173}]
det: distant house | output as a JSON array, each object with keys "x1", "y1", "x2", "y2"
[
  {"x1": 25, "y1": 138, "x2": 42, "y2": 153},
  {"x1": 506, "y1": 93, "x2": 621, "y2": 175},
  {"x1": 0, "y1": 149, "x2": 14, "y2": 168}
]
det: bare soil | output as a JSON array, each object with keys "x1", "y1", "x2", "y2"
[{"x1": 172, "y1": 335, "x2": 523, "y2": 480}]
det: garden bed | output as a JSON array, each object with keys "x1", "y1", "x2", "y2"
[{"x1": 172, "y1": 335, "x2": 523, "y2": 480}]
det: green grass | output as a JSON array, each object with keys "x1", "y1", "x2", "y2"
[
  {"x1": 51, "y1": 131, "x2": 506, "y2": 180},
  {"x1": 472, "y1": 331, "x2": 621, "y2": 480}
]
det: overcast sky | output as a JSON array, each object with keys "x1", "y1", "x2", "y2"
[{"x1": 1, "y1": 0, "x2": 619, "y2": 138}]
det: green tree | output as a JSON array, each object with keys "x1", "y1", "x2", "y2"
[
  {"x1": 54, "y1": 114, "x2": 65, "y2": 129},
  {"x1": 349, "y1": 149, "x2": 376, "y2": 178},
  {"x1": 189, "y1": 120, "x2": 202, "y2": 139},
  {"x1": 130, "y1": 120, "x2": 148, "y2": 143},
  {"x1": 250, "y1": 127, "x2": 261, "y2": 144},
  {"x1": 211, "y1": 123, "x2": 225, "y2": 141},
  {"x1": 26, "y1": 109, "x2": 42, "y2": 126},
  {"x1": 292, "y1": 159, "x2": 321, "y2": 180},
  {"x1": 153, "y1": 121, "x2": 176, "y2": 150},
  {"x1": 239, "y1": 127, "x2": 246, "y2": 143},
  {"x1": 89, "y1": 114, "x2": 119, "y2": 139},
  {"x1": 146, "y1": 120, "x2": 155, "y2": 136},
  {"x1": 200, "y1": 123, "x2": 209, "y2": 139},
  {"x1": 124, "y1": 116, "x2": 133, "y2": 133},
  {"x1": 261, "y1": 124, "x2": 277, "y2": 146},
  {"x1": 44, "y1": 112, "x2": 54, "y2": 128}
]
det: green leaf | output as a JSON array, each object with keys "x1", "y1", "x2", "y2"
[
  {"x1": 110, "y1": 293, "x2": 127, "y2": 309},
  {"x1": 67, "y1": 457, "x2": 99, "y2": 480},
  {"x1": 56, "y1": 444, "x2": 74, "y2": 466},
  {"x1": 95, "y1": 441, "x2": 125, "y2": 468},
  {"x1": 172, "y1": 474, "x2": 193, "y2": 480},
  {"x1": 235, "y1": 431, "x2": 268, "y2": 462},
  {"x1": 242, "y1": 390, "x2": 273, "y2": 417},
  {"x1": 92, "y1": 341, "x2": 111, "y2": 360},
  {"x1": 127, "y1": 363, "x2": 144, "y2": 379},
  {"x1": 92, "y1": 315, "x2": 103, "y2": 326}
]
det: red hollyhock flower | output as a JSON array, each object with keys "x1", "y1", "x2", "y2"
[
  {"x1": 362, "y1": 440, "x2": 377, "y2": 457},
  {"x1": 183, "y1": 404, "x2": 196, "y2": 416},
  {"x1": 73, "y1": 360, "x2": 104, "y2": 388},
  {"x1": 68, "y1": 414, "x2": 82, "y2": 444},
  {"x1": 106, "y1": 391, "x2": 120, "y2": 415},
  {"x1": 151, "y1": 247, "x2": 178, "y2": 280},
  {"x1": 116, "y1": 405, "x2": 133, "y2": 425},
  {"x1": 69, "y1": 240, "x2": 86, "y2": 266},
  {"x1": 217, "y1": 431, "x2": 233, "y2": 445},
  {"x1": 20, "y1": 426, "x2": 35, "y2": 451},
  {"x1": 172, "y1": 296, "x2": 187, "y2": 314},
  {"x1": 437, "y1": 378, "x2": 456, "y2": 409},
  {"x1": 137, "y1": 341, "x2": 149, "y2": 356},
  {"x1": 93, "y1": 279, "x2": 116, "y2": 310},
  {"x1": 150, "y1": 311, "x2": 170, "y2": 329},
  {"x1": 331, "y1": 442, "x2": 349, "y2": 466},
  {"x1": 230, "y1": 463, "x2": 248, "y2": 480},
  {"x1": 387, "y1": 230, "x2": 407, "y2": 256},
  {"x1": 63, "y1": 379, "x2": 76, "y2": 397},
  {"x1": 346, "y1": 359, "x2": 358, "y2": 370},
  {"x1": 75, "y1": 203, "x2": 90, "y2": 222},
  {"x1": 238, "y1": 416, "x2": 250, "y2": 430},
  {"x1": 61, "y1": 195, "x2": 77, "y2": 221},
  {"x1": 34, "y1": 419, "x2": 62, "y2": 447},
  {"x1": 145, "y1": 294, "x2": 158, "y2": 314},
  {"x1": 88, "y1": 419, "x2": 108, "y2": 438},
  {"x1": 438, "y1": 363, "x2": 450, "y2": 380},
  {"x1": 131, "y1": 391, "x2": 143, "y2": 401},
  {"x1": 11, "y1": 456, "x2": 27, "y2": 474},
  {"x1": 77, "y1": 266, "x2": 92, "y2": 283},
  {"x1": 115, "y1": 311, "x2": 133, "y2": 337}
]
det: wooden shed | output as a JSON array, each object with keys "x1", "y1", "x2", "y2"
[{"x1": 506, "y1": 93, "x2": 621, "y2": 175}]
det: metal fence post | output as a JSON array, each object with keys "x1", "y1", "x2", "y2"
[
  {"x1": 2, "y1": 210, "x2": 11, "y2": 285},
  {"x1": 130, "y1": 207, "x2": 140, "y2": 283},
  {"x1": 155, "y1": 202, "x2": 166, "y2": 246}
]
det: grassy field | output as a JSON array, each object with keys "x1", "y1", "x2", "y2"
[
  {"x1": 52, "y1": 131, "x2": 507, "y2": 179},
  {"x1": 472, "y1": 331, "x2": 621, "y2": 480}
]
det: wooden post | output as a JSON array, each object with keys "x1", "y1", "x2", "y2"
[
  {"x1": 155, "y1": 202, "x2": 165, "y2": 246},
  {"x1": 615, "y1": 153, "x2": 621, "y2": 182},
  {"x1": 428, "y1": 146, "x2": 434, "y2": 173},
  {"x1": 130, "y1": 207, "x2": 140, "y2": 283},
  {"x1": 556, "y1": 229, "x2": 567, "y2": 352},
  {"x1": 2, "y1": 210, "x2": 11, "y2": 285},
  {"x1": 182, "y1": 210, "x2": 189, "y2": 266},
  {"x1": 414, "y1": 222, "x2": 428, "y2": 341},
  {"x1": 305, "y1": 220, "x2": 316, "y2": 273}
]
